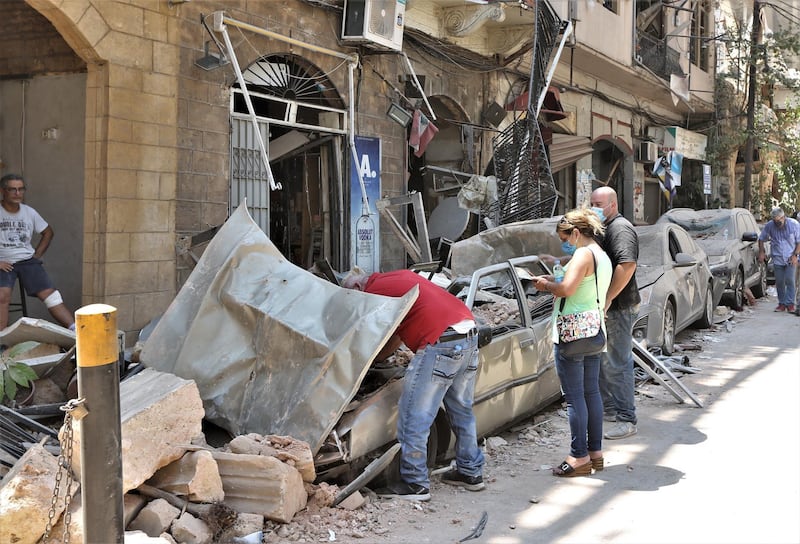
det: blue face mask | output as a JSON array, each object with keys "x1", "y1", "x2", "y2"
[
  {"x1": 561, "y1": 240, "x2": 577, "y2": 255},
  {"x1": 591, "y1": 206, "x2": 606, "y2": 223}
]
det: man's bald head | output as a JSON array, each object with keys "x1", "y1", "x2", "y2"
[{"x1": 590, "y1": 186, "x2": 619, "y2": 223}]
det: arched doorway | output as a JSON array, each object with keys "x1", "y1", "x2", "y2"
[
  {"x1": 592, "y1": 137, "x2": 633, "y2": 218},
  {"x1": 231, "y1": 53, "x2": 348, "y2": 269}
]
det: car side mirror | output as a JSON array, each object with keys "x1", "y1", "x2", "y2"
[
  {"x1": 674, "y1": 252, "x2": 697, "y2": 267},
  {"x1": 741, "y1": 232, "x2": 758, "y2": 242}
]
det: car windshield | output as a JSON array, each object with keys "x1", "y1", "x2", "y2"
[
  {"x1": 636, "y1": 230, "x2": 664, "y2": 266},
  {"x1": 663, "y1": 213, "x2": 733, "y2": 240}
]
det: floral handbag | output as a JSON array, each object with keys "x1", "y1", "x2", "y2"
[{"x1": 555, "y1": 252, "x2": 606, "y2": 357}]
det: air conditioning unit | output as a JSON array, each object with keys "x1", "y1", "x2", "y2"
[
  {"x1": 637, "y1": 141, "x2": 658, "y2": 163},
  {"x1": 342, "y1": 0, "x2": 406, "y2": 51}
]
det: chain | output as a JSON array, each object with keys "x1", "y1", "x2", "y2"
[{"x1": 42, "y1": 398, "x2": 87, "y2": 544}]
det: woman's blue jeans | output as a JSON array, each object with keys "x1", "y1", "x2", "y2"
[
  {"x1": 555, "y1": 344, "x2": 603, "y2": 458},
  {"x1": 397, "y1": 335, "x2": 484, "y2": 488}
]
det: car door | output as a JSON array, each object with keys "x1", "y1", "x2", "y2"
[
  {"x1": 739, "y1": 212, "x2": 761, "y2": 286},
  {"x1": 669, "y1": 227, "x2": 706, "y2": 327}
]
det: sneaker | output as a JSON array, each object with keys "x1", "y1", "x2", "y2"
[
  {"x1": 603, "y1": 412, "x2": 617, "y2": 423},
  {"x1": 787, "y1": 304, "x2": 796, "y2": 313},
  {"x1": 440, "y1": 469, "x2": 485, "y2": 491},
  {"x1": 604, "y1": 421, "x2": 637, "y2": 440},
  {"x1": 373, "y1": 481, "x2": 430, "y2": 502},
  {"x1": 775, "y1": 304, "x2": 787, "y2": 312}
]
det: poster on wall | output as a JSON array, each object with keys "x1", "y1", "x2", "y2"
[
  {"x1": 350, "y1": 136, "x2": 381, "y2": 274},
  {"x1": 577, "y1": 169, "x2": 594, "y2": 206}
]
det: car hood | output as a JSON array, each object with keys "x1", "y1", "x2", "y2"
[
  {"x1": 140, "y1": 203, "x2": 415, "y2": 454},
  {"x1": 635, "y1": 263, "x2": 666, "y2": 290}
]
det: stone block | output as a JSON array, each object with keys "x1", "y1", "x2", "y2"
[
  {"x1": 146, "y1": 450, "x2": 224, "y2": 503},
  {"x1": 0, "y1": 443, "x2": 76, "y2": 544},
  {"x1": 170, "y1": 512, "x2": 213, "y2": 544},
  {"x1": 69, "y1": 368, "x2": 204, "y2": 492},
  {"x1": 125, "y1": 493, "x2": 149, "y2": 528},
  {"x1": 337, "y1": 490, "x2": 366, "y2": 511},
  {"x1": 128, "y1": 498, "x2": 180, "y2": 537},
  {"x1": 124, "y1": 530, "x2": 176, "y2": 543},
  {"x1": 228, "y1": 434, "x2": 316, "y2": 483},
  {"x1": 211, "y1": 451, "x2": 307, "y2": 523}
]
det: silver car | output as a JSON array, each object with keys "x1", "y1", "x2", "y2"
[
  {"x1": 632, "y1": 223, "x2": 719, "y2": 355},
  {"x1": 657, "y1": 207, "x2": 767, "y2": 310}
]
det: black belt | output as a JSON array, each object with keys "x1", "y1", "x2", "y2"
[{"x1": 438, "y1": 327, "x2": 477, "y2": 343}]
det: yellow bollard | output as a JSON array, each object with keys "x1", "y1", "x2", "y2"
[{"x1": 76, "y1": 304, "x2": 124, "y2": 544}]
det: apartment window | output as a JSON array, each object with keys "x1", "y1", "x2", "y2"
[
  {"x1": 602, "y1": 0, "x2": 618, "y2": 14},
  {"x1": 690, "y1": 0, "x2": 711, "y2": 72}
]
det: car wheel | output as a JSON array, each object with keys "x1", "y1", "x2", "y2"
[
  {"x1": 751, "y1": 262, "x2": 767, "y2": 299},
  {"x1": 661, "y1": 301, "x2": 676, "y2": 355},
  {"x1": 730, "y1": 268, "x2": 744, "y2": 311},
  {"x1": 694, "y1": 284, "x2": 714, "y2": 328}
]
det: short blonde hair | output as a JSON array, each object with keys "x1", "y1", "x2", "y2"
[{"x1": 341, "y1": 267, "x2": 369, "y2": 290}]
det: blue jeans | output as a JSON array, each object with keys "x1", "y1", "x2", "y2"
[
  {"x1": 397, "y1": 335, "x2": 484, "y2": 488},
  {"x1": 600, "y1": 306, "x2": 638, "y2": 425},
  {"x1": 773, "y1": 263, "x2": 797, "y2": 307},
  {"x1": 555, "y1": 345, "x2": 603, "y2": 458}
]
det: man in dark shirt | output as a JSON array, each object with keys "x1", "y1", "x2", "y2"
[
  {"x1": 590, "y1": 187, "x2": 640, "y2": 439},
  {"x1": 343, "y1": 269, "x2": 485, "y2": 501}
]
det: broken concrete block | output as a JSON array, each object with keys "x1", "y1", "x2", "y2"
[
  {"x1": 211, "y1": 451, "x2": 307, "y2": 523},
  {"x1": 125, "y1": 493, "x2": 149, "y2": 528},
  {"x1": 123, "y1": 530, "x2": 176, "y2": 543},
  {"x1": 170, "y1": 512, "x2": 213, "y2": 544},
  {"x1": 128, "y1": 498, "x2": 181, "y2": 537},
  {"x1": 337, "y1": 489, "x2": 366, "y2": 511},
  {"x1": 0, "y1": 443, "x2": 77, "y2": 544},
  {"x1": 228, "y1": 434, "x2": 316, "y2": 483},
  {"x1": 69, "y1": 368, "x2": 205, "y2": 492},
  {"x1": 146, "y1": 450, "x2": 224, "y2": 503}
]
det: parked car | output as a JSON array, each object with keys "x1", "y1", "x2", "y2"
[
  {"x1": 632, "y1": 223, "x2": 720, "y2": 355},
  {"x1": 142, "y1": 205, "x2": 563, "y2": 487},
  {"x1": 657, "y1": 207, "x2": 767, "y2": 309}
]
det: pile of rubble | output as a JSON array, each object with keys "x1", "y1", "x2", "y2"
[{"x1": 0, "y1": 367, "x2": 365, "y2": 544}]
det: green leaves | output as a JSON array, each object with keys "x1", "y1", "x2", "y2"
[{"x1": 0, "y1": 355, "x2": 38, "y2": 405}]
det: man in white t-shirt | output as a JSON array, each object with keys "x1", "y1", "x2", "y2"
[{"x1": 0, "y1": 173, "x2": 74, "y2": 331}]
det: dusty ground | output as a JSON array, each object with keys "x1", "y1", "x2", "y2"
[{"x1": 260, "y1": 302, "x2": 769, "y2": 544}]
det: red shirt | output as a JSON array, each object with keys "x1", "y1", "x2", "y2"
[{"x1": 364, "y1": 270, "x2": 474, "y2": 352}]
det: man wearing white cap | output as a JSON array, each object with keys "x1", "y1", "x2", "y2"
[{"x1": 758, "y1": 207, "x2": 800, "y2": 313}]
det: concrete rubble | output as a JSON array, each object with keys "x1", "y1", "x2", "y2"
[{"x1": 0, "y1": 366, "x2": 348, "y2": 543}]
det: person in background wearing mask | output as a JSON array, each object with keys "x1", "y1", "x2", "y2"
[
  {"x1": 758, "y1": 207, "x2": 800, "y2": 314},
  {"x1": 0, "y1": 173, "x2": 75, "y2": 332},
  {"x1": 590, "y1": 187, "x2": 640, "y2": 440}
]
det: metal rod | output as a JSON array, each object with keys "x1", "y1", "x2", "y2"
[
  {"x1": 77, "y1": 304, "x2": 124, "y2": 543},
  {"x1": 219, "y1": 23, "x2": 280, "y2": 192}
]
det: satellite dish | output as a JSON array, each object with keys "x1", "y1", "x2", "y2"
[{"x1": 427, "y1": 197, "x2": 470, "y2": 241}]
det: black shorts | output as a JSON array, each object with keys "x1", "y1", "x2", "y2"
[{"x1": 0, "y1": 258, "x2": 55, "y2": 295}]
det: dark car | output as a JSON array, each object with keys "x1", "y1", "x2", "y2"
[
  {"x1": 657, "y1": 208, "x2": 767, "y2": 310},
  {"x1": 632, "y1": 223, "x2": 719, "y2": 355}
]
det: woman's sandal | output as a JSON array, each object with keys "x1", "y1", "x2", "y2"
[
  {"x1": 552, "y1": 459, "x2": 592, "y2": 477},
  {"x1": 590, "y1": 457, "x2": 604, "y2": 471}
]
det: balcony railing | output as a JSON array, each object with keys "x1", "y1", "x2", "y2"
[{"x1": 636, "y1": 32, "x2": 684, "y2": 82}]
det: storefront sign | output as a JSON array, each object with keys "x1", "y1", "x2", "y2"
[
  {"x1": 663, "y1": 126, "x2": 707, "y2": 160},
  {"x1": 703, "y1": 164, "x2": 712, "y2": 195},
  {"x1": 350, "y1": 136, "x2": 381, "y2": 274}
]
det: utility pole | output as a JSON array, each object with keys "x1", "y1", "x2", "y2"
[{"x1": 743, "y1": 0, "x2": 761, "y2": 211}]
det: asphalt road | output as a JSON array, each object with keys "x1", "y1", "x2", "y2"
[{"x1": 365, "y1": 295, "x2": 800, "y2": 544}]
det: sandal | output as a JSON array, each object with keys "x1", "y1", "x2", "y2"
[
  {"x1": 552, "y1": 459, "x2": 592, "y2": 477},
  {"x1": 590, "y1": 457, "x2": 604, "y2": 471}
]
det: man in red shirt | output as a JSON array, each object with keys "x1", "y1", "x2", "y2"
[{"x1": 343, "y1": 269, "x2": 485, "y2": 501}]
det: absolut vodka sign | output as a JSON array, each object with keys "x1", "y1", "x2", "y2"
[{"x1": 350, "y1": 136, "x2": 381, "y2": 273}]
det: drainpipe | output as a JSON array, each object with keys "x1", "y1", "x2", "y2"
[{"x1": 743, "y1": 0, "x2": 761, "y2": 211}]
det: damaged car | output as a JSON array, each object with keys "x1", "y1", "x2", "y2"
[
  {"x1": 141, "y1": 205, "x2": 563, "y2": 486},
  {"x1": 632, "y1": 223, "x2": 720, "y2": 355},
  {"x1": 657, "y1": 207, "x2": 767, "y2": 310}
]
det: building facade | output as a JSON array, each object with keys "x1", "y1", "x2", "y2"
[{"x1": 0, "y1": 0, "x2": 745, "y2": 340}]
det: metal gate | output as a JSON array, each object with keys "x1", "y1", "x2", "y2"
[{"x1": 231, "y1": 115, "x2": 271, "y2": 233}]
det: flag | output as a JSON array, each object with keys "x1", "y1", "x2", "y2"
[
  {"x1": 409, "y1": 109, "x2": 439, "y2": 158},
  {"x1": 653, "y1": 154, "x2": 675, "y2": 205}
]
